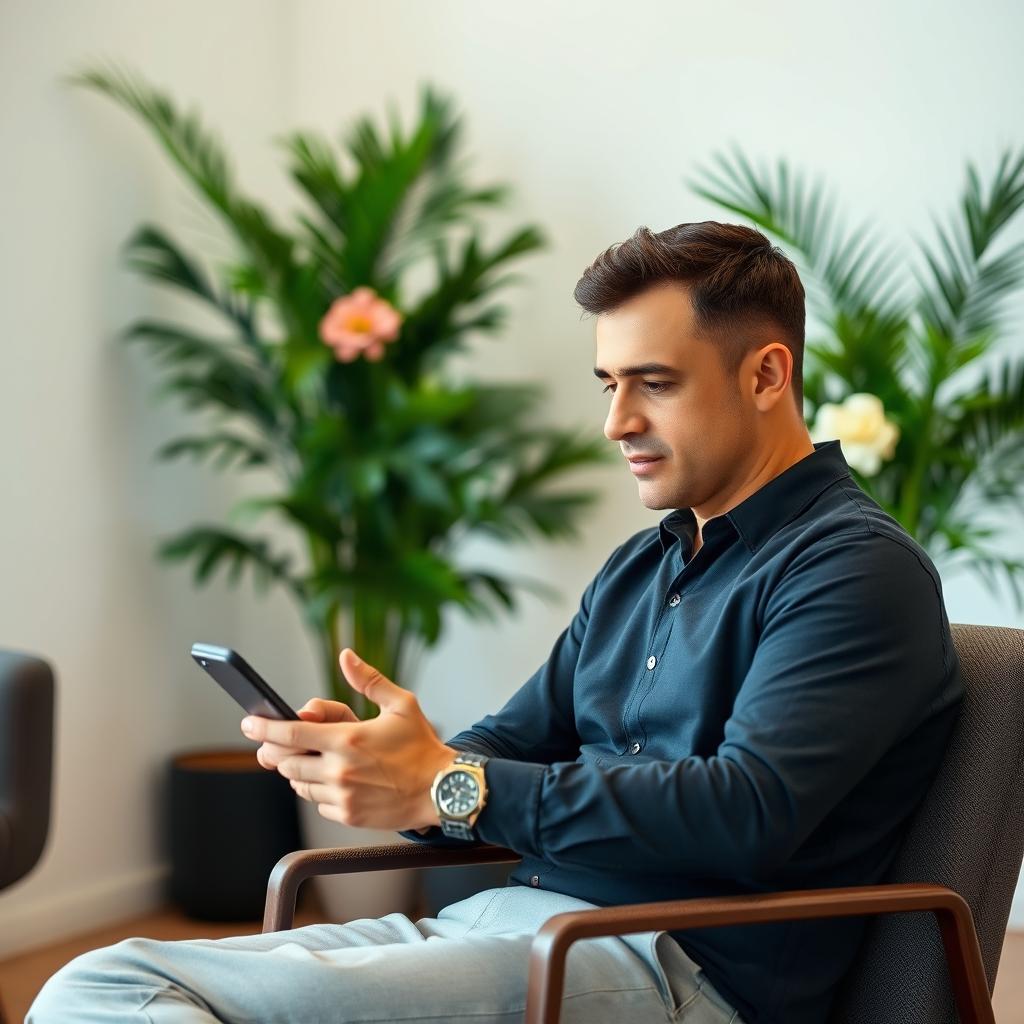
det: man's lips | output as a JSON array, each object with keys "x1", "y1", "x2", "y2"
[{"x1": 627, "y1": 455, "x2": 665, "y2": 476}]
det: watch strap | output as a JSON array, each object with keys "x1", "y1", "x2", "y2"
[
  {"x1": 439, "y1": 818, "x2": 478, "y2": 840},
  {"x1": 453, "y1": 751, "x2": 488, "y2": 768}
]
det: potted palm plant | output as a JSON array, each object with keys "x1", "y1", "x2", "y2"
[
  {"x1": 691, "y1": 146, "x2": 1024, "y2": 610},
  {"x1": 72, "y1": 64, "x2": 615, "y2": 920}
]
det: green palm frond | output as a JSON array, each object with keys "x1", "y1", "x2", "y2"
[
  {"x1": 226, "y1": 492, "x2": 346, "y2": 548},
  {"x1": 459, "y1": 569, "x2": 561, "y2": 620},
  {"x1": 301, "y1": 549, "x2": 473, "y2": 646},
  {"x1": 69, "y1": 64, "x2": 306, "y2": 328},
  {"x1": 156, "y1": 432, "x2": 271, "y2": 471},
  {"x1": 943, "y1": 540, "x2": 1024, "y2": 613},
  {"x1": 157, "y1": 526, "x2": 303, "y2": 597},
  {"x1": 281, "y1": 85, "x2": 511, "y2": 294},
  {"x1": 689, "y1": 147, "x2": 909, "y2": 327},
  {"x1": 916, "y1": 150, "x2": 1024, "y2": 343},
  {"x1": 334, "y1": 87, "x2": 456, "y2": 288},
  {"x1": 280, "y1": 131, "x2": 350, "y2": 239},
  {"x1": 388, "y1": 224, "x2": 546, "y2": 379},
  {"x1": 122, "y1": 226, "x2": 262, "y2": 351},
  {"x1": 125, "y1": 321, "x2": 282, "y2": 433},
  {"x1": 123, "y1": 319, "x2": 265, "y2": 380},
  {"x1": 944, "y1": 354, "x2": 1024, "y2": 458}
]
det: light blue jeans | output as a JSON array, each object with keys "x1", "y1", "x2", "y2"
[{"x1": 26, "y1": 883, "x2": 746, "y2": 1023}]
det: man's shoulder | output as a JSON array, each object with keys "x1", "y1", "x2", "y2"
[{"x1": 773, "y1": 475, "x2": 942, "y2": 585}]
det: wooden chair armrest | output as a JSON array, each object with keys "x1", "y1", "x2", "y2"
[
  {"x1": 262, "y1": 842, "x2": 522, "y2": 933},
  {"x1": 524, "y1": 881, "x2": 993, "y2": 1024}
]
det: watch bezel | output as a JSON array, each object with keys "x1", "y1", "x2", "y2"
[
  {"x1": 436, "y1": 768, "x2": 480, "y2": 819},
  {"x1": 431, "y1": 755, "x2": 488, "y2": 834}
]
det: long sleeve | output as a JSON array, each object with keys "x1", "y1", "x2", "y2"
[
  {"x1": 397, "y1": 545, "x2": 621, "y2": 847},
  {"x1": 460, "y1": 535, "x2": 961, "y2": 877}
]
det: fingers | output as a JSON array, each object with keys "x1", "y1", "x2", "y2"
[
  {"x1": 300, "y1": 698, "x2": 360, "y2": 724},
  {"x1": 241, "y1": 710, "x2": 344, "y2": 750},
  {"x1": 250, "y1": 701, "x2": 359, "y2": 769},
  {"x1": 288, "y1": 779, "x2": 333, "y2": 805},
  {"x1": 256, "y1": 742, "x2": 297, "y2": 770}
]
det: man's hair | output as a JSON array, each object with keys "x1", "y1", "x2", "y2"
[{"x1": 573, "y1": 221, "x2": 806, "y2": 406}]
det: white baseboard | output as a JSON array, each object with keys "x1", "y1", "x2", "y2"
[{"x1": 0, "y1": 863, "x2": 171, "y2": 960}]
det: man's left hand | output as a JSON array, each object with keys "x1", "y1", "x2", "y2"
[{"x1": 239, "y1": 648, "x2": 455, "y2": 831}]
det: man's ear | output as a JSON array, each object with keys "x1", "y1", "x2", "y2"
[{"x1": 750, "y1": 343, "x2": 793, "y2": 411}]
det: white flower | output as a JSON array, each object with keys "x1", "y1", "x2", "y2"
[{"x1": 809, "y1": 393, "x2": 899, "y2": 476}]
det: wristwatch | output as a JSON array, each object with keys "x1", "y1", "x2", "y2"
[{"x1": 430, "y1": 751, "x2": 489, "y2": 840}]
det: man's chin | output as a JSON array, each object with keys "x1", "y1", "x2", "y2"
[{"x1": 636, "y1": 489, "x2": 673, "y2": 511}]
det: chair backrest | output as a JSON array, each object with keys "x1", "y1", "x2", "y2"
[
  {"x1": 828, "y1": 623, "x2": 1024, "y2": 1023},
  {"x1": 0, "y1": 649, "x2": 55, "y2": 891}
]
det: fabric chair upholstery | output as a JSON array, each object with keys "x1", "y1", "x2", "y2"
[
  {"x1": 0, "y1": 649, "x2": 55, "y2": 892},
  {"x1": 0, "y1": 648, "x2": 56, "y2": 1024},
  {"x1": 828, "y1": 623, "x2": 1024, "y2": 1021}
]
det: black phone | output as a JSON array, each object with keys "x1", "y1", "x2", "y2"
[{"x1": 190, "y1": 642, "x2": 300, "y2": 721}]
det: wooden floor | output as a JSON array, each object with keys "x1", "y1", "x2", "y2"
[{"x1": 1, "y1": 898, "x2": 1022, "y2": 1021}]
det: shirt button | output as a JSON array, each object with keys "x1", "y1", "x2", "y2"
[
  {"x1": 646, "y1": 655, "x2": 657, "y2": 669},
  {"x1": 530, "y1": 875, "x2": 540, "y2": 887},
  {"x1": 668, "y1": 594, "x2": 680, "y2": 607},
  {"x1": 630, "y1": 741, "x2": 642, "y2": 754}
]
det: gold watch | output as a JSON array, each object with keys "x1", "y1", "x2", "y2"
[{"x1": 430, "y1": 752, "x2": 489, "y2": 840}]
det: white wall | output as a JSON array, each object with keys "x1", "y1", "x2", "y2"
[
  {"x1": 0, "y1": 0, "x2": 304, "y2": 956},
  {"x1": 1, "y1": 0, "x2": 1022, "y2": 956}
]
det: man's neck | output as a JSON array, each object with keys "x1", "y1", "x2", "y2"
[{"x1": 691, "y1": 434, "x2": 815, "y2": 554}]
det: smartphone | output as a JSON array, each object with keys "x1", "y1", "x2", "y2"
[{"x1": 190, "y1": 642, "x2": 301, "y2": 720}]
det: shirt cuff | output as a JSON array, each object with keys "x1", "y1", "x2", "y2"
[
  {"x1": 398, "y1": 758, "x2": 545, "y2": 850},
  {"x1": 396, "y1": 825, "x2": 479, "y2": 847},
  {"x1": 473, "y1": 757, "x2": 545, "y2": 855}
]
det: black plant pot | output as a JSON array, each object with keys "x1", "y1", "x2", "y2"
[{"x1": 166, "y1": 746, "x2": 301, "y2": 921}]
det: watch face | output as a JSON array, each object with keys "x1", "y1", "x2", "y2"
[{"x1": 438, "y1": 769, "x2": 479, "y2": 816}]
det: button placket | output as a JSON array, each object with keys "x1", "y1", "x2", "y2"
[{"x1": 620, "y1": 563, "x2": 676, "y2": 762}]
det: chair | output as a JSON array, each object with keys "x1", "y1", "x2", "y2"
[
  {"x1": 261, "y1": 623, "x2": 1024, "y2": 1024},
  {"x1": 0, "y1": 650, "x2": 57, "y2": 1024}
]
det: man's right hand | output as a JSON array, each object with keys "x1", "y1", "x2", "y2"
[
  {"x1": 253, "y1": 695, "x2": 439, "y2": 835},
  {"x1": 253, "y1": 698, "x2": 360, "y2": 770}
]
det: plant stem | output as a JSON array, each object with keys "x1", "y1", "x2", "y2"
[
  {"x1": 899, "y1": 386, "x2": 937, "y2": 542},
  {"x1": 303, "y1": 532, "x2": 361, "y2": 716}
]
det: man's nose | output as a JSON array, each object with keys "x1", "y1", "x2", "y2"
[{"x1": 604, "y1": 395, "x2": 648, "y2": 441}]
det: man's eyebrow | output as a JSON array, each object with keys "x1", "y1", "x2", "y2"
[{"x1": 593, "y1": 362, "x2": 682, "y2": 380}]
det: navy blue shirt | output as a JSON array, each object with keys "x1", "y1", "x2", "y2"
[{"x1": 400, "y1": 440, "x2": 965, "y2": 1024}]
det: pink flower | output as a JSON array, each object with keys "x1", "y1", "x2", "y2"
[{"x1": 318, "y1": 286, "x2": 403, "y2": 363}]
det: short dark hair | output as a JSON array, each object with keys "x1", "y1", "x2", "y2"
[{"x1": 574, "y1": 221, "x2": 806, "y2": 406}]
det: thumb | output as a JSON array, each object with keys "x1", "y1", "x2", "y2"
[{"x1": 339, "y1": 648, "x2": 409, "y2": 713}]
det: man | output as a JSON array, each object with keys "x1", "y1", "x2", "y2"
[{"x1": 28, "y1": 222, "x2": 964, "y2": 1023}]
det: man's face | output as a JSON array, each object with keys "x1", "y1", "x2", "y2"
[{"x1": 594, "y1": 281, "x2": 756, "y2": 512}]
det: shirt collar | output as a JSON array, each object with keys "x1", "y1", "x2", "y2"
[{"x1": 658, "y1": 440, "x2": 852, "y2": 555}]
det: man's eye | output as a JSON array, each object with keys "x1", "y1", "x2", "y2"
[{"x1": 601, "y1": 382, "x2": 671, "y2": 395}]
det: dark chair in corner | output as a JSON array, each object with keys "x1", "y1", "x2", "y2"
[
  {"x1": 0, "y1": 650, "x2": 56, "y2": 1024},
  {"x1": 262, "y1": 623, "x2": 1024, "y2": 1024}
]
